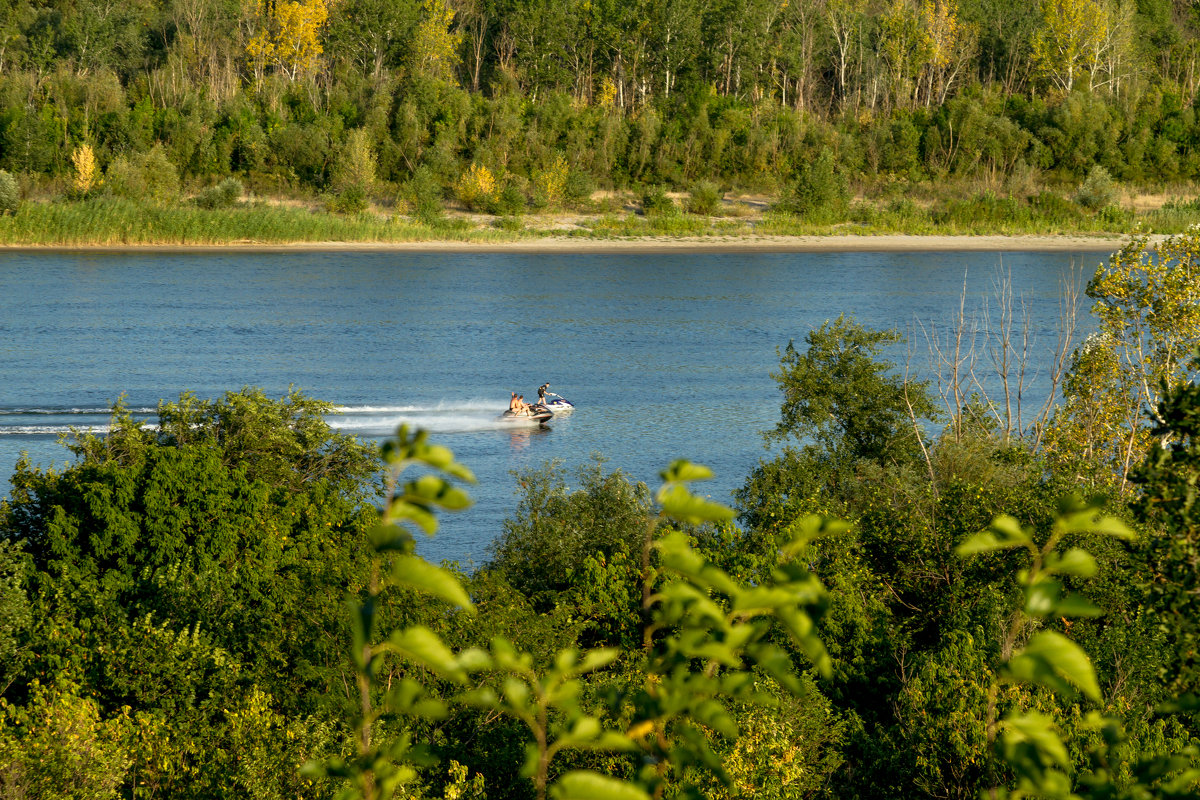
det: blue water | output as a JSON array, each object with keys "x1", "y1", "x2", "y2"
[{"x1": 0, "y1": 248, "x2": 1112, "y2": 564}]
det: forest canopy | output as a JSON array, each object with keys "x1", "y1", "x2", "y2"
[{"x1": 2, "y1": 0, "x2": 1200, "y2": 213}]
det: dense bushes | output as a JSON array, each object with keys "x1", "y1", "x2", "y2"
[{"x1": 0, "y1": 390, "x2": 380, "y2": 797}]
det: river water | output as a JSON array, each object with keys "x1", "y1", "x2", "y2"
[{"x1": 0, "y1": 248, "x2": 1113, "y2": 564}]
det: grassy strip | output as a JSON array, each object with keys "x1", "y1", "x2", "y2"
[
  {"x1": 0, "y1": 198, "x2": 526, "y2": 246},
  {"x1": 3, "y1": 195, "x2": 1200, "y2": 246}
]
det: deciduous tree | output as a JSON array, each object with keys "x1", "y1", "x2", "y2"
[
  {"x1": 1045, "y1": 233, "x2": 1200, "y2": 492},
  {"x1": 1032, "y1": 0, "x2": 1109, "y2": 93}
]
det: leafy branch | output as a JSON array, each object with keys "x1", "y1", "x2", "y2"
[{"x1": 958, "y1": 499, "x2": 1200, "y2": 799}]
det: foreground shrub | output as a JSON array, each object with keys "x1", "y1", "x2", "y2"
[
  {"x1": 105, "y1": 145, "x2": 180, "y2": 204},
  {"x1": 686, "y1": 180, "x2": 722, "y2": 215},
  {"x1": 641, "y1": 184, "x2": 678, "y2": 216},
  {"x1": 1075, "y1": 165, "x2": 1119, "y2": 211},
  {"x1": 534, "y1": 154, "x2": 569, "y2": 207},
  {"x1": 454, "y1": 163, "x2": 497, "y2": 211},
  {"x1": 70, "y1": 144, "x2": 98, "y2": 199},
  {"x1": 776, "y1": 148, "x2": 848, "y2": 218},
  {"x1": 403, "y1": 165, "x2": 444, "y2": 221},
  {"x1": 326, "y1": 184, "x2": 369, "y2": 214},
  {"x1": 0, "y1": 171, "x2": 18, "y2": 215},
  {"x1": 489, "y1": 460, "x2": 652, "y2": 606},
  {"x1": 194, "y1": 177, "x2": 244, "y2": 209}
]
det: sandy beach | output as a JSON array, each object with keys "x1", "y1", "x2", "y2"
[{"x1": 0, "y1": 233, "x2": 1135, "y2": 253}]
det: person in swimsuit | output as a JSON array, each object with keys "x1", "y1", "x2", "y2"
[{"x1": 537, "y1": 383, "x2": 549, "y2": 406}]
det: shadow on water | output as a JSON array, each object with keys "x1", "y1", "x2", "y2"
[{"x1": 506, "y1": 424, "x2": 552, "y2": 454}]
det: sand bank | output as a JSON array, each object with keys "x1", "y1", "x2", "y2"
[{"x1": 1, "y1": 233, "x2": 1135, "y2": 253}]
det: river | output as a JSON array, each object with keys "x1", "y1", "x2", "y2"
[{"x1": 0, "y1": 247, "x2": 1112, "y2": 564}]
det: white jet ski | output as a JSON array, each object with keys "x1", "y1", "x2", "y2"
[{"x1": 542, "y1": 392, "x2": 574, "y2": 413}]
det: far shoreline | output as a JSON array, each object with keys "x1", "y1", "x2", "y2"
[{"x1": 0, "y1": 233, "x2": 1134, "y2": 254}]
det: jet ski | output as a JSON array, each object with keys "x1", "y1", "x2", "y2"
[
  {"x1": 499, "y1": 403, "x2": 554, "y2": 425},
  {"x1": 542, "y1": 392, "x2": 574, "y2": 413}
]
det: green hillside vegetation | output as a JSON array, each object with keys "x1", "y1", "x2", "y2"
[
  {"x1": 4, "y1": 0, "x2": 1200, "y2": 240},
  {"x1": 2, "y1": 231, "x2": 1200, "y2": 797}
]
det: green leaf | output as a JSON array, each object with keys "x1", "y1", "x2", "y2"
[
  {"x1": 657, "y1": 484, "x2": 735, "y2": 524},
  {"x1": 367, "y1": 521, "x2": 414, "y2": 554},
  {"x1": 550, "y1": 771, "x2": 651, "y2": 800},
  {"x1": 404, "y1": 474, "x2": 473, "y2": 511},
  {"x1": 555, "y1": 718, "x2": 637, "y2": 752},
  {"x1": 1003, "y1": 712, "x2": 1071, "y2": 770},
  {"x1": 1057, "y1": 509, "x2": 1136, "y2": 541},
  {"x1": 489, "y1": 637, "x2": 532, "y2": 672},
  {"x1": 458, "y1": 686, "x2": 498, "y2": 708},
  {"x1": 657, "y1": 530, "x2": 707, "y2": 575},
  {"x1": 389, "y1": 500, "x2": 439, "y2": 535},
  {"x1": 1011, "y1": 630, "x2": 1101, "y2": 702},
  {"x1": 777, "y1": 607, "x2": 832, "y2": 678},
  {"x1": 778, "y1": 515, "x2": 848, "y2": 559},
  {"x1": 412, "y1": 442, "x2": 477, "y2": 483},
  {"x1": 735, "y1": 586, "x2": 804, "y2": 614},
  {"x1": 751, "y1": 643, "x2": 805, "y2": 696},
  {"x1": 956, "y1": 515, "x2": 1031, "y2": 556},
  {"x1": 574, "y1": 647, "x2": 620, "y2": 676},
  {"x1": 390, "y1": 555, "x2": 473, "y2": 610},
  {"x1": 1046, "y1": 548, "x2": 1098, "y2": 578},
  {"x1": 502, "y1": 676, "x2": 530, "y2": 710},
  {"x1": 659, "y1": 460, "x2": 714, "y2": 484},
  {"x1": 1024, "y1": 580, "x2": 1062, "y2": 617},
  {"x1": 457, "y1": 647, "x2": 491, "y2": 672},
  {"x1": 691, "y1": 698, "x2": 738, "y2": 738},
  {"x1": 1054, "y1": 594, "x2": 1102, "y2": 618},
  {"x1": 385, "y1": 626, "x2": 467, "y2": 683}
]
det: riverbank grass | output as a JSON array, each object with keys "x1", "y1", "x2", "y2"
[
  {"x1": 0, "y1": 197, "x2": 524, "y2": 246},
  {"x1": 3, "y1": 190, "x2": 1200, "y2": 246}
]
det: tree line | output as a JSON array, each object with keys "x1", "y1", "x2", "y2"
[
  {"x1": 1, "y1": 0, "x2": 1200, "y2": 208},
  {"x1": 2, "y1": 231, "x2": 1200, "y2": 798}
]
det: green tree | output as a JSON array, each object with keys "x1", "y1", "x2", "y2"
[
  {"x1": 1032, "y1": 0, "x2": 1109, "y2": 92},
  {"x1": 0, "y1": 540, "x2": 29, "y2": 695},
  {"x1": 411, "y1": 0, "x2": 462, "y2": 84},
  {"x1": 768, "y1": 314, "x2": 937, "y2": 466},
  {"x1": 1133, "y1": 349, "x2": 1200, "y2": 698},
  {"x1": 488, "y1": 459, "x2": 652, "y2": 609},
  {"x1": 1045, "y1": 232, "x2": 1200, "y2": 492},
  {"x1": 325, "y1": 0, "x2": 419, "y2": 78},
  {"x1": 0, "y1": 388, "x2": 381, "y2": 796}
]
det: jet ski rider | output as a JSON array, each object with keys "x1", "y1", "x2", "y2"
[{"x1": 537, "y1": 383, "x2": 550, "y2": 406}]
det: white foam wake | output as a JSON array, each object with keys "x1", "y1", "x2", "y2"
[
  {"x1": 333, "y1": 398, "x2": 502, "y2": 414},
  {"x1": 0, "y1": 407, "x2": 157, "y2": 415},
  {"x1": 329, "y1": 398, "x2": 544, "y2": 434},
  {"x1": 0, "y1": 424, "x2": 111, "y2": 436}
]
